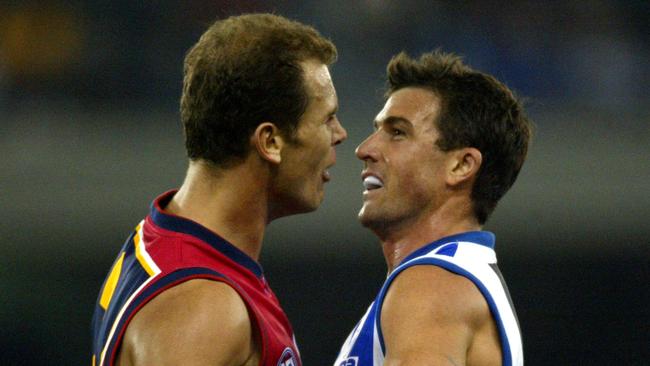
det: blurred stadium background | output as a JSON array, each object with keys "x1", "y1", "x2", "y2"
[{"x1": 1, "y1": 1, "x2": 648, "y2": 365}]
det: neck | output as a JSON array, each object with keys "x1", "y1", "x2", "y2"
[
  {"x1": 165, "y1": 159, "x2": 270, "y2": 261},
  {"x1": 377, "y1": 198, "x2": 480, "y2": 273}
]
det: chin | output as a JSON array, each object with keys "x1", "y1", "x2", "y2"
[
  {"x1": 291, "y1": 196, "x2": 323, "y2": 215},
  {"x1": 301, "y1": 201, "x2": 321, "y2": 214},
  {"x1": 357, "y1": 214, "x2": 389, "y2": 236},
  {"x1": 357, "y1": 209, "x2": 377, "y2": 228},
  {"x1": 358, "y1": 205, "x2": 395, "y2": 233}
]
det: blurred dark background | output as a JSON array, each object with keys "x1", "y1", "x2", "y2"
[{"x1": 1, "y1": 1, "x2": 648, "y2": 365}]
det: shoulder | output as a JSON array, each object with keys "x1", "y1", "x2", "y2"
[
  {"x1": 383, "y1": 264, "x2": 490, "y2": 330},
  {"x1": 380, "y1": 265, "x2": 493, "y2": 364},
  {"x1": 119, "y1": 278, "x2": 255, "y2": 365}
]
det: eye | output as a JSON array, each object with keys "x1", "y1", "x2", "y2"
[{"x1": 391, "y1": 128, "x2": 404, "y2": 136}]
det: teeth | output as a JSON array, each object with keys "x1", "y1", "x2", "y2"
[{"x1": 363, "y1": 176, "x2": 383, "y2": 190}]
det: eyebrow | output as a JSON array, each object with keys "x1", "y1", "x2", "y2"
[
  {"x1": 373, "y1": 116, "x2": 413, "y2": 130},
  {"x1": 321, "y1": 97, "x2": 338, "y2": 117},
  {"x1": 329, "y1": 104, "x2": 339, "y2": 116}
]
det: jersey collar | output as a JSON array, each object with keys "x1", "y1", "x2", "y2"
[
  {"x1": 399, "y1": 231, "x2": 495, "y2": 267},
  {"x1": 149, "y1": 190, "x2": 264, "y2": 278}
]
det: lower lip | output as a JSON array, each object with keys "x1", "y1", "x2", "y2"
[{"x1": 362, "y1": 187, "x2": 383, "y2": 196}]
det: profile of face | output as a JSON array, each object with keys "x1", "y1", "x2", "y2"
[
  {"x1": 356, "y1": 87, "x2": 452, "y2": 232},
  {"x1": 273, "y1": 59, "x2": 348, "y2": 216}
]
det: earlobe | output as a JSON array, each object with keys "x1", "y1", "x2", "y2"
[
  {"x1": 448, "y1": 148, "x2": 482, "y2": 186},
  {"x1": 252, "y1": 123, "x2": 283, "y2": 164}
]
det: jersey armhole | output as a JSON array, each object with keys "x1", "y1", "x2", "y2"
[
  {"x1": 105, "y1": 267, "x2": 263, "y2": 366},
  {"x1": 374, "y1": 258, "x2": 514, "y2": 366}
]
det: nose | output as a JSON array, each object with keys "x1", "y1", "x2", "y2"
[
  {"x1": 355, "y1": 132, "x2": 378, "y2": 162},
  {"x1": 332, "y1": 117, "x2": 348, "y2": 146}
]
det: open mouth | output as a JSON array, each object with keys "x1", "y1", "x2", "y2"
[{"x1": 363, "y1": 175, "x2": 383, "y2": 190}]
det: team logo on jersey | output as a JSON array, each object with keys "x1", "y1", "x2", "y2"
[
  {"x1": 277, "y1": 347, "x2": 297, "y2": 366},
  {"x1": 338, "y1": 357, "x2": 358, "y2": 366}
]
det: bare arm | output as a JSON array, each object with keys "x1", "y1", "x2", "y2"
[
  {"x1": 117, "y1": 279, "x2": 257, "y2": 366},
  {"x1": 381, "y1": 265, "x2": 499, "y2": 366}
]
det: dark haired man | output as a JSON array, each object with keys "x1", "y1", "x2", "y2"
[
  {"x1": 334, "y1": 51, "x2": 530, "y2": 366},
  {"x1": 91, "y1": 14, "x2": 346, "y2": 366}
]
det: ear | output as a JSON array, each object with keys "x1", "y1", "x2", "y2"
[
  {"x1": 446, "y1": 147, "x2": 482, "y2": 187},
  {"x1": 251, "y1": 122, "x2": 285, "y2": 165}
]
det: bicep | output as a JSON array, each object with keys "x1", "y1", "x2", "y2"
[
  {"x1": 381, "y1": 265, "x2": 486, "y2": 366},
  {"x1": 120, "y1": 279, "x2": 255, "y2": 366}
]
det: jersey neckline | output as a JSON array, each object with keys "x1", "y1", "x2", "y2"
[
  {"x1": 399, "y1": 231, "x2": 495, "y2": 267},
  {"x1": 149, "y1": 189, "x2": 264, "y2": 278}
]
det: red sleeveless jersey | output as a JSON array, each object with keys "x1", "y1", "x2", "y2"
[{"x1": 91, "y1": 190, "x2": 301, "y2": 366}]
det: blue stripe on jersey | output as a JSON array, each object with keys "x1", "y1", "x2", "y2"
[
  {"x1": 101, "y1": 267, "x2": 228, "y2": 364},
  {"x1": 375, "y1": 258, "x2": 514, "y2": 366},
  {"x1": 348, "y1": 304, "x2": 379, "y2": 366},
  {"x1": 436, "y1": 243, "x2": 458, "y2": 257},
  {"x1": 150, "y1": 192, "x2": 263, "y2": 277}
]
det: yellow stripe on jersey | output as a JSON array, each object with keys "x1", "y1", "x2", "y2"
[
  {"x1": 92, "y1": 354, "x2": 95, "y2": 366},
  {"x1": 134, "y1": 221, "x2": 158, "y2": 276},
  {"x1": 99, "y1": 251, "x2": 125, "y2": 310}
]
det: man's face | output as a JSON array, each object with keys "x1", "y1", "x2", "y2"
[
  {"x1": 356, "y1": 87, "x2": 450, "y2": 231},
  {"x1": 273, "y1": 59, "x2": 347, "y2": 216}
]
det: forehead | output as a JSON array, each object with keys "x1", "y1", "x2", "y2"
[
  {"x1": 301, "y1": 59, "x2": 336, "y2": 101},
  {"x1": 376, "y1": 87, "x2": 440, "y2": 128}
]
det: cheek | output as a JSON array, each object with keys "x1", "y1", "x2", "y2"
[
  {"x1": 393, "y1": 159, "x2": 438, "y2": 200},
  {"x1": 298, "y1": 139, "x2": 329, "y2": 178},
  {"x1": 310, "y1": 129, "x2": 332, "y2": 162}
]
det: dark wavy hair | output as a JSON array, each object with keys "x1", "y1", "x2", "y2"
[
  {"x1": 386, "y1": 50, "x2": 532, "y2": 224},
  {"x1": 180, "y1": 14, "x2": 337, "y2": 167}
]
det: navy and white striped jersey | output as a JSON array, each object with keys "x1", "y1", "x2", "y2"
[{"x1": 334, "y1": 231, "x2": 523, "y2": 366}]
